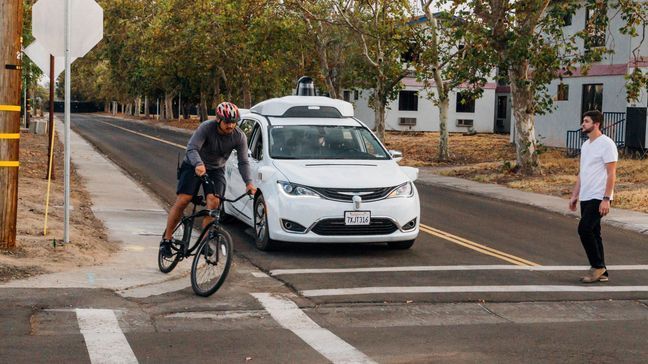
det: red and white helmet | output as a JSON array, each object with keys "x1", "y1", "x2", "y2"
[{"x1": 216, "y1": 101, "x2": 240, "y2": 123}]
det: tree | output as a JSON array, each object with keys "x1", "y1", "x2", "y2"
[
  {"x1": 446, "y1": 0, "x2": 646, "y2": 175},
  {"x1": 332, "y1": 0, "x2": 416, "y2": 141},
  {"x1": 416, "y1": 0, "x2": 490, "y2": 161}
]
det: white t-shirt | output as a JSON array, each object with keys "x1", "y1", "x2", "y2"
[{"x1": 579, "y1": 134, "x2": 618, "y2": 201}]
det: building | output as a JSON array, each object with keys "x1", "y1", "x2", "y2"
[{"x1": 530, "y1": 5, "x2": 648, "y2": 151}]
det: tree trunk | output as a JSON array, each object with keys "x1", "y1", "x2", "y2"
[
  {"x1": 144, "y1": 96, "x2": 149, "y2": 118},
  {"x1": 199, "y1": 90, "x2": 209, "y2": 122},
  {"x1": 372, "y1": 79, "x2": 386, "y2": 142},
  {"x1": 164, "y1": 92, "x2": 175, "y2": 121},
  {"x1": 242, "y1": 75, "x2": 252, "y2": 108},
  {"x1": 438, "y1": 96, "x2": 450, "y2": 161},
  {"x1": 104, "y1": 101, "x2": 109, "y2": 113},
  {"x1": 182, "y1": 102, "x2": 190, "y2": 119},
  {"x1": 135, "y1": 97, "x2": 141, "y2": 117},
  {"x1": 509, "y1": 64, "x2": 541, "y2": 175}
]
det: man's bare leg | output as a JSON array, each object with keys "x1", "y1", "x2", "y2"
[
  {"x1": 202, "y1": 194, "x2": 221, "y2": 229},
  {"x1": 163, "y1": 194, "x2": 193, "y2": 240}
]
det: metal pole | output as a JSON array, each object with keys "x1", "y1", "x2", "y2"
[
  {"x1": 64, "y1": 0, "x2": 71, "y2": 243},
  {"x1": 47, "y1": 55, "x2": 55, "y2": 180},
  {"x1": 22, "y1": 77, "x2": 27, "y2": 128},
  {"x1": 178, "y1": 91, "x2": 181, "y2": 120}
]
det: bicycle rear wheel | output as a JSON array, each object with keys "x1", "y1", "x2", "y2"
[
  {"x1": 191, "y1": 228, "x2": 233, "y2": 297},
  {"x1": 158, "y1": 221, "x2": 187, "y2": 273}
]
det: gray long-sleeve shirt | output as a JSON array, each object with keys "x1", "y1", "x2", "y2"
[{"x1": 184, "y1": 120, "x2": 252, "y2": 183}]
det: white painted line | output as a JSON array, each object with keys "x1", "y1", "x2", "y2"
[
  {"x1": 251, "y1": 272, "x2": 270, "y2": 278},
  {"x1": 75, "y1": 309, "x2": 138, "y2": 364},
  {"x1": 270, "y1": 265, "x2": 648, "y2": 276},
  {"x1": 252, "y1": 293, "x2": 377, "y2": 364},
  {"x1": 301, "y1": 285, "x2": 648, "y2": 297},
  {"x1": 117, "y1": 277, "x2": 190, "y2": 298}
]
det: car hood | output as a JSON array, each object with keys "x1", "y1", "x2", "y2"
[{"x1": 272, "y1": 160, "x2": 410, "y2": 188}]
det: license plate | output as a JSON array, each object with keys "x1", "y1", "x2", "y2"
[{"x1": 344, "y1": 211, "x2": 371, "y2": 225}]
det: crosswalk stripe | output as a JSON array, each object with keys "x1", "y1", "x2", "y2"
[
  {"x1": 75, "y1": 309, "x2": 138, "y2": 364},
  {"x1": 301, "y1": 285, "x2": 648, "y2": 297},
  {"x1": 252, "y1": 293, "x2": 377, "y2": 364},
  {"x1": 269, "y1": 264, "x2": 648, "y2": 276}
]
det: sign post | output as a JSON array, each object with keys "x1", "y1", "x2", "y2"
[{"x1": 32, "y1": 0, "x2": 103, "y2": 243}]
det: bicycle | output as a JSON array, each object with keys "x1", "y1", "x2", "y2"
[{"x1": 158, "y1": 175, "x2": 252, "y2": 297}]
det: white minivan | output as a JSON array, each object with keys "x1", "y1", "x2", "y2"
[{"x1": 224, "y1": 94, "x2": 420, "y2": 250}]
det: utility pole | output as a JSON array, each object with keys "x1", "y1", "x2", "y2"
[{"x1": 0, "y1": 0, "x2": 24, "y2": 249}]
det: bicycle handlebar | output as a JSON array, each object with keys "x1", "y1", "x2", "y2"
[{"x1": 198, "y1": 174, "x2": 253, "y2": 203}]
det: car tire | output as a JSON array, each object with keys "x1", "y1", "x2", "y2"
[
  {"x1": 387, "y1": 239, "x2": 415, "y2": 250},
  {"x1": 254, "y1": 194, "x2": 276, "y2": 251}
]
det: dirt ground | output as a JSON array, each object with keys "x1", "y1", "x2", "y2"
[
  {"x1": 0, "y1": 123, "x2": 116, "y2": 282},
  {"x1": 104, "y1": 113, "x2": 648, "y2": 213}
]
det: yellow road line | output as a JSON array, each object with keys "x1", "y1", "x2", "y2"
[
  {"x1": 0, "y1": 161, "x2": 20, "y2": 167},
  {"x1": 0, "y1": 133, "x2": 20, "y2": 139},
  {"x1": 0, "y1": 105, "x2": 21, "y2": 112},
  {"x1": 96, "y1": 120, "x2": 186, "y2": 149},
  {"x1": 420, "y1": 223, "x2": 540, "y2": 267}
]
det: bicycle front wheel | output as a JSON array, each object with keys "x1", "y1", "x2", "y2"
[{"x1": 190, "y1": 228, "x2": 233, "y2": 297}]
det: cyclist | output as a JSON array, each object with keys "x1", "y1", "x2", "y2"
[{"x1": 160, "y1": 101, "x2": 256, "y2": 257}]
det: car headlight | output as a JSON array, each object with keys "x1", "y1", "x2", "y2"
[
  {"x1": 387, "y1": 182, "x2": 413, "y2": 198},
  {"x1": 277, "y1": 181, "x2": 320, "y2": 198}
]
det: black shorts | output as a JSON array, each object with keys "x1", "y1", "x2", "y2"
[{"x1": 176, "y1": 162, "x2": 226, "y2": 197}]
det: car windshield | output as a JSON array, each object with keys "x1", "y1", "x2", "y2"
[{"x1": 269, "y1": 125, "x2": 391, "y2": 160}]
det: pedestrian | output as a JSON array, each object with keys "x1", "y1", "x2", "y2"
[{"x1": 569, "y1": 110, "x2": 618, "y2": 283}]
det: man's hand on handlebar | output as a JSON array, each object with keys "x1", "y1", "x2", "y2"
[
  {"x1": 195, "y1": 164, "x2": 206, "y2": 177},
  {"x1": 246, "y1": 183, "x2": 257, "y2": 196}
]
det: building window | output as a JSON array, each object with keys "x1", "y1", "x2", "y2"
[
  {"x1": 557, "y1": 84, "x2": 569, "y2": 101},
  {"x1": 398, "y1": 90, "x2": 418, "y2": 111},
  {"x1": 343, "y1": 90, "x2": 352, "y2": 102},
  {"x1": 581, "y1": 84, "x2": 603, "y2": 115},
  {"x1": 562, "y1": 13, "x2": 572, "y2": 26},
  {"x1": 399, "y1": 117, "x2": 417, "y2": 126},
  {"x1": 496, "y1": 96, "x2": 507, "y2": 119},
  {"x1": 585, "y1": 6, "x2": 606, "y2": 49},
  {"x1": 456, "y1": 92, "x2": 475, "y2": 113}
]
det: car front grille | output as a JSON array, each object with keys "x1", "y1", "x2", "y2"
[
  {"x1": 309, "y1": 186, "x2": 394, "y2": 202},
  {"x1": 311, "y1": 218, "x2": 399, "y2": 236}
]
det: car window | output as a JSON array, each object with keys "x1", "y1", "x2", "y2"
[
  {"x1": 250, "y1": 124, "x2": 263, "y2": 160},
  {"x1": 239, "y1": 119, "x2": 256, "y2": 145},
  {"x1": 269, "y1": 125, "x2": 389, "y2": 160}
]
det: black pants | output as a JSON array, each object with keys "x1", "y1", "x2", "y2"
[{"x1": 578, "y1": 199, "x2": 607, "y2": 272}]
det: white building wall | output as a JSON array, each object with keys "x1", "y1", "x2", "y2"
[
  {"x1": 535, "y1": 75, "x2": 627, "y2": 147},
  {"x1": 352, "y1": 85, "x2": 497, "y2": 133}
]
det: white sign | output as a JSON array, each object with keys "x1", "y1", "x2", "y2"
[
  {"x1": 32, "y1": 0, "x2": 103, "y2": 57},
  {"x1": 23, "y1": 41, "x2": 76, "y2": 79}
]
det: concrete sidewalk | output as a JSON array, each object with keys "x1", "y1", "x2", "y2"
[{"x1": 416, "y1": 168, "x2": 648, "y2": 235}]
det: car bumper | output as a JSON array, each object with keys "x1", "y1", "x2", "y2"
[{"x1": 266, "y1": 187, "x2": 420, "y2": 243}]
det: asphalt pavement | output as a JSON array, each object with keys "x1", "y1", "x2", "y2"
[{"x1": 2, "y1": 112, "x2": 648, "y2": 363}]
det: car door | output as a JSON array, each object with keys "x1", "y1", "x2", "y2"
[
  {"x1": 236, "y1": 122, "x2": 263, "y2": 220},
  {"x1": 226, "y1": 118, "x2": 257, "y2": 222}
]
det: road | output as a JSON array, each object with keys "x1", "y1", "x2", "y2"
[{"x1": 2, "y1": 113, "x2": 647, "y2": 363}]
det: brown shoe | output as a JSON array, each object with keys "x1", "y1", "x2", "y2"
[{"x1": 581, "y1": 268, "x2": 607, "y2": 283}]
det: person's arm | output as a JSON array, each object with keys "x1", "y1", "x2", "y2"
[
  {"x1": 235, "y1": 132, "x2": 256, "y2": 194},
  {"x1": 569, "y1": 174, "x2": 580, "y2": 212},
  {"x1": 186, "y1": 125, "x2": 207, "y2": 176},
  {"x1": 599, "y1": 161, "x2": 617, "y2": 216}
]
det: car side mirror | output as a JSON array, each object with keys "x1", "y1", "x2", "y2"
[
  {"x1": 389, "y1": 150, "x2": 403, "y2": 163},
  {"x1": 257, "y1": 166, "x2": 275, "y2": 182}
]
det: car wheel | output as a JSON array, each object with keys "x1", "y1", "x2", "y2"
[
  {"x1": 254, "y1": 194, "x2": 275, "y2": 251},
  {"x1": 387, "y1": 239, "x2": 415, "y2": 250}
]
